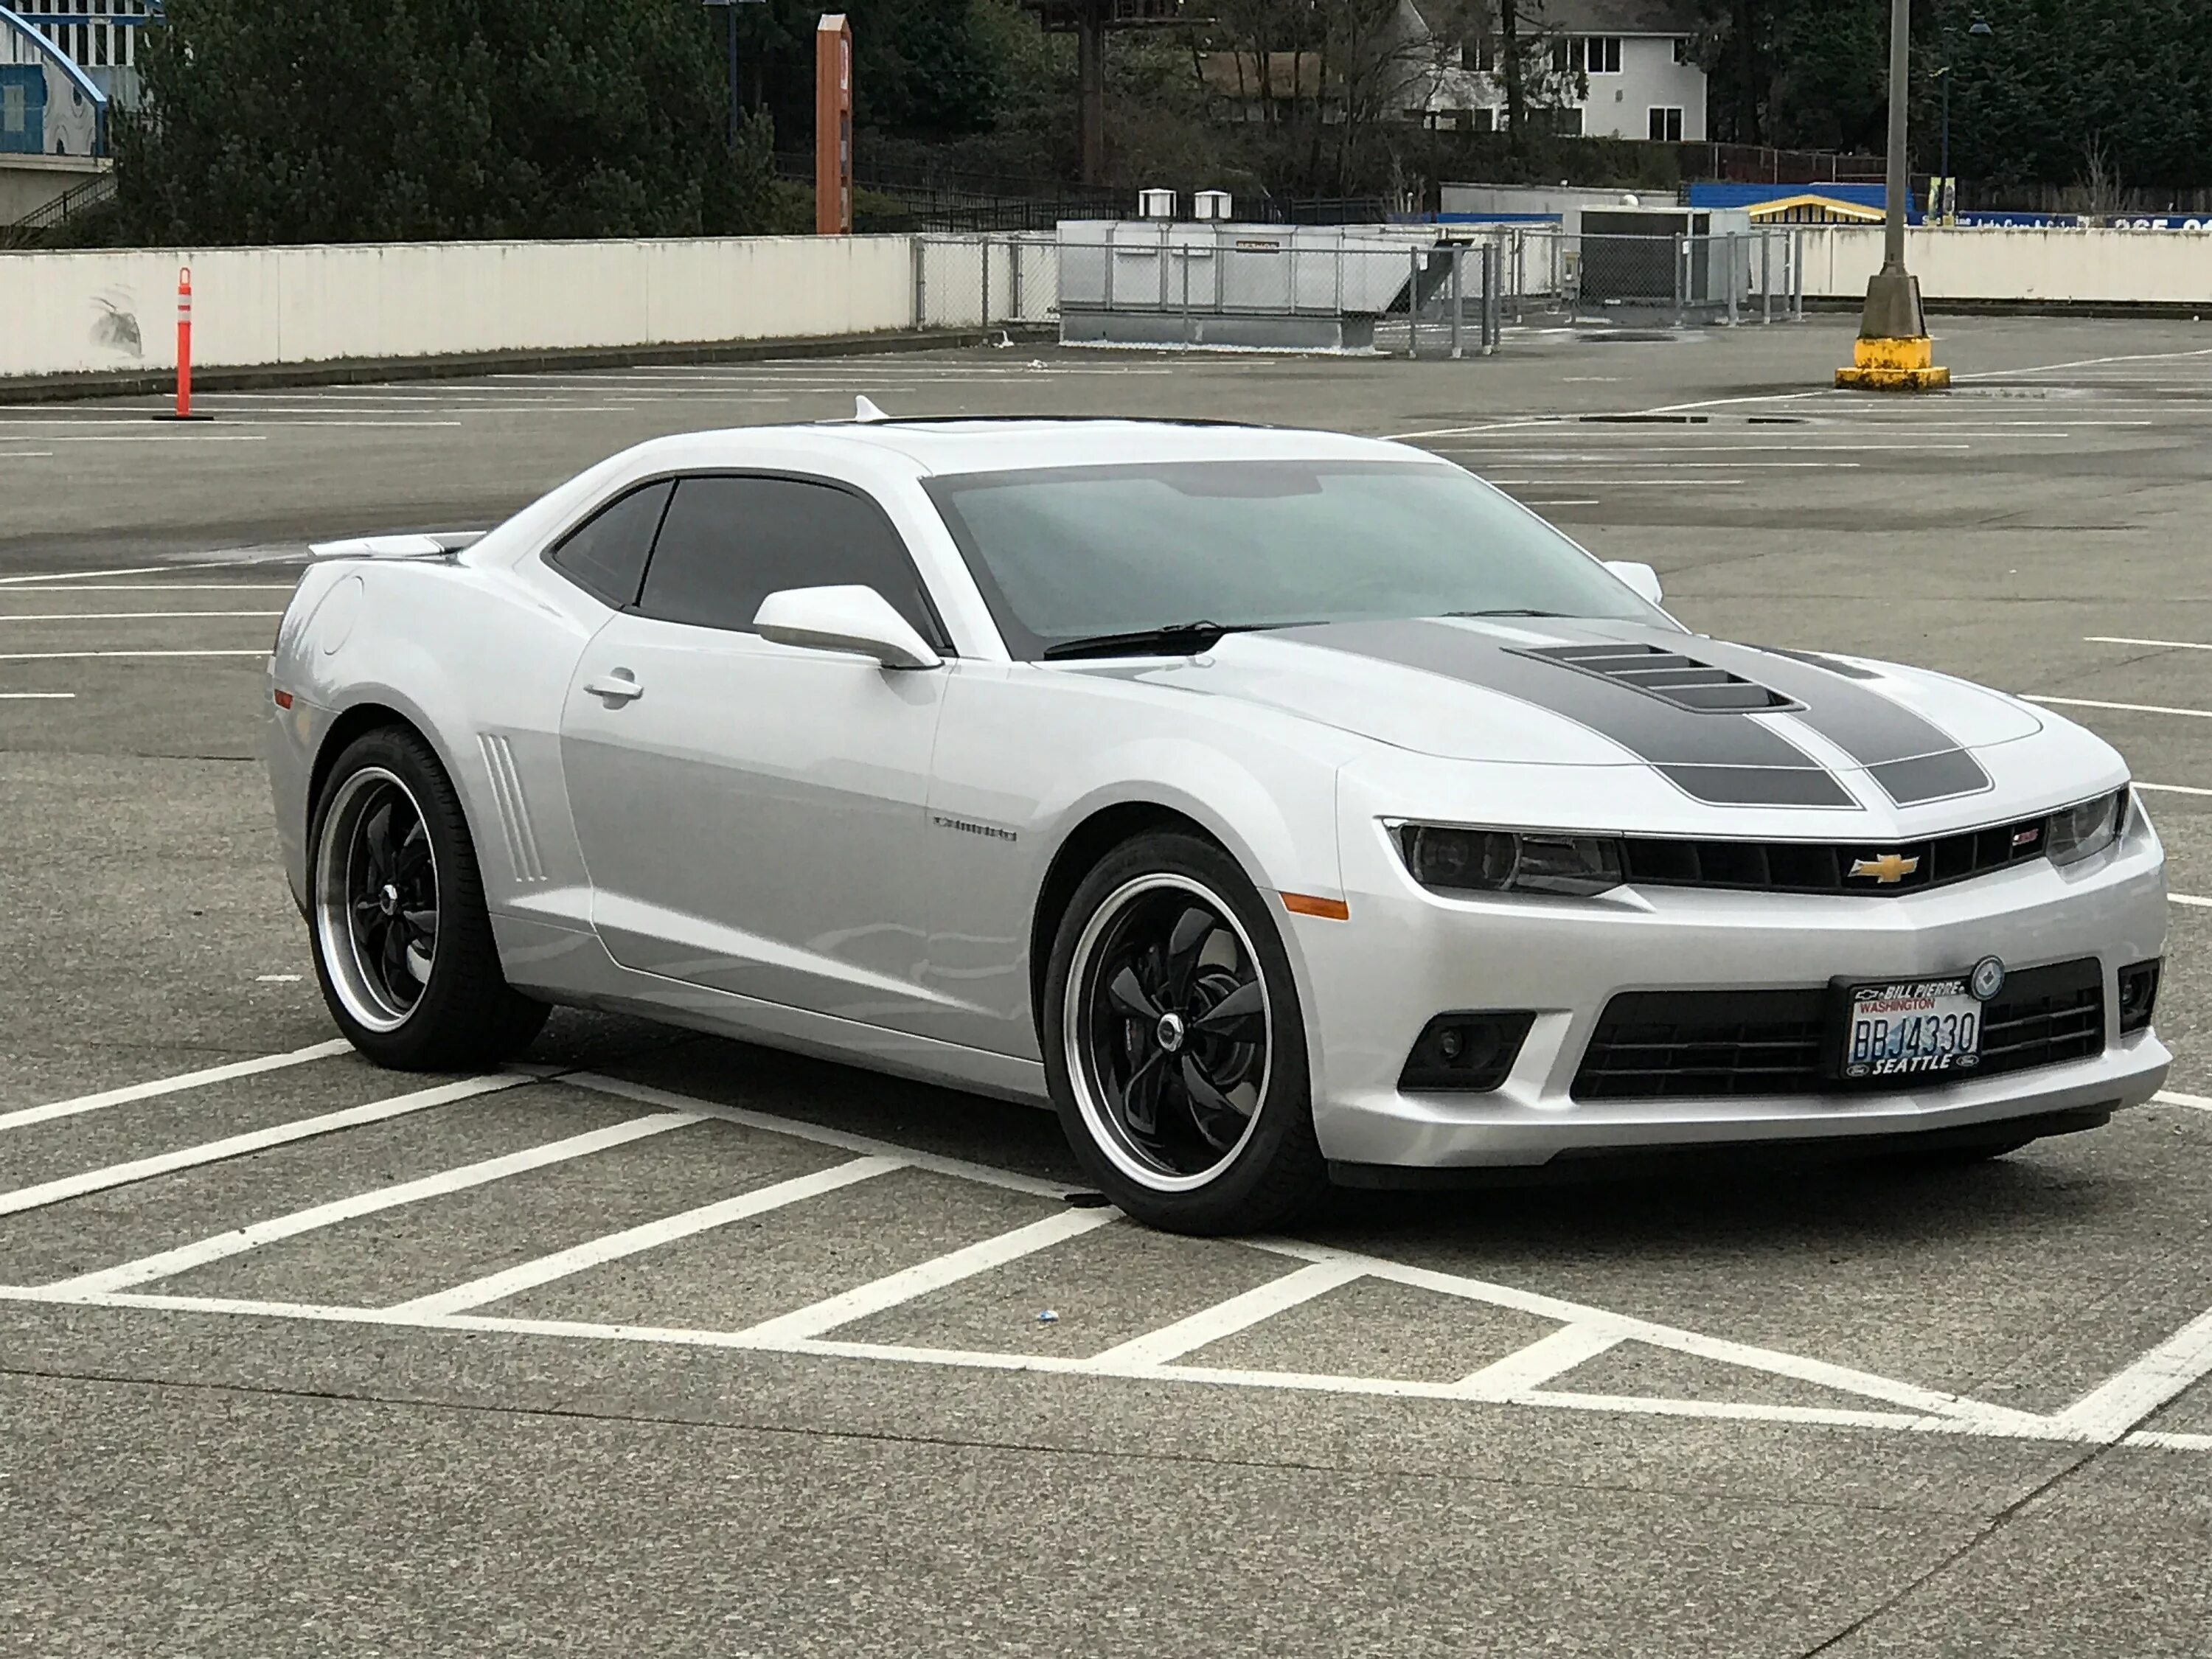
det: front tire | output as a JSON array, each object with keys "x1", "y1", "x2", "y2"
[
  {"x1": 1043, "y1": 832, "x2": 1328, "y2": 1234},
  {"x1": 308, "y1": 726, "x2": 547, "y2": 1071}
]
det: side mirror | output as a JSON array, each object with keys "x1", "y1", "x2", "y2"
[
  {"x1": 1605, "y1": 560, "x2": 1664, "y2": 607},
  {"x1": 754, "y1": 585, "x2": 943, "y2": 671}
]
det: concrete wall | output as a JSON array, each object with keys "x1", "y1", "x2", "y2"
[
  {"x1": 0, "y1": 150, "x2": 101, "y2": 222},
  {"x1": 0, "y1": 235, "x2": 923, "y2": 378},
  {"x1": 1798, "y1": 224, "x2": 2212, "y2": 306}
]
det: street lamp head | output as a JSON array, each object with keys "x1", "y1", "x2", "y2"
[{"x1": 1968, "y1": 15, "x2": 1994, "y2": 35}]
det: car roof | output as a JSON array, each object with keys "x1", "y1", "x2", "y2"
[{"x1": 619, "y1": 417, "x2": 1425, "y2": 477}]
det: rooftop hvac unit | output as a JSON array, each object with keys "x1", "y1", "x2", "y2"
[
  {"x1": 1193, "y1": 189, "x2": 1232, "y2": 221},
  {"x1": 1138, "y1": 187, "x2": 1176, "y2": 220}
]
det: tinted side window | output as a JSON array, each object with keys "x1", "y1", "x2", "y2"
[
  {"x1": 636, "y1": 476, "x2": 940, "y2": 643},
  {"x1": 545, "y1": 480, "x2": 672, "y2": 608}
]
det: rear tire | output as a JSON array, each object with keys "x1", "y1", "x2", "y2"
[
  {"x1": 1043, "y1": 831, "x2": 1329, "y2": 1235},
  {"x1": 307, "y1": 726, "x2": 548, "y2": 1071}
]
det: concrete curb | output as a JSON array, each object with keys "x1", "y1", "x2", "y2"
[
  {"x1": 0, "y1": 324, "x2": 1061, "y2": 404},
  {"x1": 1804, "y1": 296, "x2": 2212, "y2": 321}
]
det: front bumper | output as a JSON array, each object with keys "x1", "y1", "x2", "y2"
[{"x1": 1295, "y1": 795, "x2": 2170, "y2": 1169}]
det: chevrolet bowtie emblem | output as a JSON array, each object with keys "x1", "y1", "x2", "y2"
[{"x1": 1850, "y1": 852, "x2": 1921, "y2": 884}]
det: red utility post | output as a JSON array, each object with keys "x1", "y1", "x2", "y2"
[{"x1": 815, "y1": 14, "x2": 852, "y2": 236}]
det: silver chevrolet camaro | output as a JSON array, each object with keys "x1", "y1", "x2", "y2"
[{"x1": 264, "y1": 415, "x2": 2170, "y2": 1233}]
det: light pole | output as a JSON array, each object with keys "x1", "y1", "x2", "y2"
[
  {"x1": 1936, "y1": 16, "x2": 1992, "y2": 223},
  {"x1": 1836, "y1": 0, "x2": 1949, "y2": 389},
  {"x1": 702, "y1": 0, "x2": 765, "y2": 151}
]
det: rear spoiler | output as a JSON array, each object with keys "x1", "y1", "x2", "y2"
[{"x1": 307, "y1": 530, "x2": 487, "y2": 562}]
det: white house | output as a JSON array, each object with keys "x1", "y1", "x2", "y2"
[{"x1": 1400, "y1": 0, "x2": 1708, "y2": 143}]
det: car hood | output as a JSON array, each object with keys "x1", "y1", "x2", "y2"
[{"x1": 1122, "y1": 616, "x2": 2050, "y2": 813}]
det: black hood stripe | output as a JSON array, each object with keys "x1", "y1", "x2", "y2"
[
  {"x1": 1688, "y1": 640, "x2": 1992, "y2": 806},
  {"x1": 1280, "y1": 619, "x2": 1854, "y2": 808}
]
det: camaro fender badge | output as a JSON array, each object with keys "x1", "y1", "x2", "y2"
[
  {"x1": 1848, "y1": 851, "x2": 1921, "y2": 883},
  {"x1": 1969, "y1": 956, "x2": 2006, "y2": 1002},
  {"x1": 932, "y1": 813, "x2": 1018, "y2": 844}
]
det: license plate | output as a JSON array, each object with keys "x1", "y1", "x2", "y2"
[{"x1": 1835, "y1": 976, "x2": 1984, "y2": 1081}]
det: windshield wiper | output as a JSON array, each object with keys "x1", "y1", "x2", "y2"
[
  {"x1": 1042, "y1": 621, "x2": 1286, "y2": 661},
  {"x1": 1444, "y1": 608, "x2": 1577, "y2": 619}
]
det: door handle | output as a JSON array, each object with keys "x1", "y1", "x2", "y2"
[{"x1": 585, "y1": 671, "x2": 644, "y2": 705}]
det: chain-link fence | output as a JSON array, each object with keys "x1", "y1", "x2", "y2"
[
  {"x1": 913, "y1": 234, "x2": 1060, "y2": 331},
  {"x1": 1051, "y1": 227, "x2": 1509, "y2": 358},
  {"x1": 1565, "y1": 230, "x2": 1807, "y2": 327},
  {"x1": 901, "y1": 226, "x2": 1806, "y2": 351}
]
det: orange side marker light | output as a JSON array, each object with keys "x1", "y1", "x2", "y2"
[
  {"x1": 1280, "y1": 892, "x2": 1350, "y2": 921},
  {"x1": 272, "y1": 689, "x2": 293, "y2": 709}
]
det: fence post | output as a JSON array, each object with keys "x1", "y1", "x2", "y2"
[
  {"x1": 1761, "y1": 231, "x2": 1773, "y2": 324},
  {"x1": 1446, "y1": 245, "x2": 1463, "y2": 360},
  {"x1": 980, "y1": 236, "x2": 992, "y2": 326},
  {"x1": 1408, "y1": 246, "x2": 1422, "y2": 360},
  {"x1": 1725, "y1": 235, "x2": 1740, "y2": 327},
  {"x1": 1673, "y1": 234, "x2": 1686, "y2": 328},
  {"x1": 1011, "y1": 236, "x2": 1024, "y2": 321},
  {"x1": 1486, "y1": 240, "x2": 1502, "y2": 352},
  {"x1": 912, "y1": 237, "x2": 928, "y2": 329}
]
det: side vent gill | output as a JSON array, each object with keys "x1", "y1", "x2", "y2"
[
  {"x1": 479, "y1": 734, "x2": 546, "y2": 885},
  {"x1": 1517, "y1": 642, "x2": 1801, "y2": 714}
]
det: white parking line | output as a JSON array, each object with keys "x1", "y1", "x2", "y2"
[
  {"x1": 2154, "y1": 1091, "x2": 2212, "y2": 1112},
  {"x1": 41, "y1": 1111, "x2": 702, "y2": 1295},
  {"x1": 0, "y1": 1074, "x2": 523, "y2": 1217},
  {"x1": 2049, "y1": 1306, "x2": 2212, "y2": 1441},
  {"x1": 0, "y1": 563, "x2": 282, "y2": 585},
  {"x1": 387, "y1": 1155, "x2": 903, "y2": 1317},
  {"x1": 562, "y1": 1072, "x2": 1069, "y2": 1200},
  {"x1": 2086, "y1": 636, "x2": 2212, "y2": 652},
  {"x1": 0, "y1": 1038, "x2": 352, "y2": 1132},
  {"x1": 0, "y1": 692, "x2": 74, "y2": 700},
  {"x1": 1453, "y1": 1324, "x2": 1625, "y2": 1398},
  {"x1": 0, "y1": 611, "x2": 284, "y2": 622},
  {"x1": 0, "y1": 584, "x2": 296, "y2": 593},
  {"x1": 723, "y1": 1202, "x2": 1111, "y2": 1345},
  {"x1": 2135, "y1": 782, "x2": 2212, "y2": 798},
  {"x1": 2025, "y1": 695, "x2": 2212, "y2": 720},
  {"x1": 1082, "y1": 1259, "x2": 1362, "y2": 1370},
  {"x1": 2170, "y1": 894, "x2": 2212, "y2": 909},
  {"x1": 0, "y1": 649, "x2": 268, "y2": 661}
]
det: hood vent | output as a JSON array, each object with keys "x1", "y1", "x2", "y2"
[{"x1": 1517, "y1": 641, "x2": 1801, "y2": 714}]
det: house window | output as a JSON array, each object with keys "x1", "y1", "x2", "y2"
[
  {"x1": 1549, "y1": 36, "x2": 1571, "y2": 72},
  {"x1": 1461, "y1": 38, "x2": 1497, "y2": 73},
  {"x1": 1649, "y1": 106, "x2": 1684, "y2": 142},
  {"x1": 1467, "y1": 105, "x2": 1495, "y2": 132},
  {"x1": 2, "y1": 84, "x2": 23, "y2": 136},
  {"x1": 94, "y1": 23, "x2": 108, "y2": 66},
  {"x1": 1674, "y1": 36, "x2": 1691, "y2": 63},
  {"x1": 1582, "y1": 36, "x2": 1622, "y2": 74}
]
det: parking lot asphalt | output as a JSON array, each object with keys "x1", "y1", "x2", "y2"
[{"x1": 4, "y1": 314, "x2": 2211, "y2": 1657}]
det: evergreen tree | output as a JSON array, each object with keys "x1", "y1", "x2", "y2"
[{"x1": 114, "y1": 0, "x2": 775, "y2": 243}]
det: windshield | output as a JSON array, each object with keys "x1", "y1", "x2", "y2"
[{"x1": 922, "y1": 459, "x2": 1664, "y2": 659}]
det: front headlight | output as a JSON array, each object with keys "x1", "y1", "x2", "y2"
[
  {"x1": 2047, "y1": 788, "x2": 2129, "y2": 866},
  {"x1": 1397, "y1": 824, "x2": 1624, "y2": 897}
]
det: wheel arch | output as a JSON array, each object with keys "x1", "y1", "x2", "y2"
[{"x1": 1026, "y1": 801, "x2": 1225, "y2": 1041}]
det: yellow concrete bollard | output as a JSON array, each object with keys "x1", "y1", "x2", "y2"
[{"x1": 1835, "y1": 333, "x2": 1951, "y2": 391}]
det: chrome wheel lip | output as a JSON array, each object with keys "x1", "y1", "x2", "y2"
[
  {"x1": 313, "y1": 766, "x2": 437, "y2": 1034},
  {"x1": 1062, "y1": 872, "x2": 1273, "y2": 1194}
]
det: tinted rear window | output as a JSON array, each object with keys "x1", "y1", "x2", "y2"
[{"x1": 545, "y1": 480, "x2": 672, "y2": 609}]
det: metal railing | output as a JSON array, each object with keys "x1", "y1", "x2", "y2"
[
  {"x1": 0, "y1": 168, "x2": 118, "y2": 250},
  {"x1": 1565, "y1": 230, "x2": 1807, "y2": 327}
]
